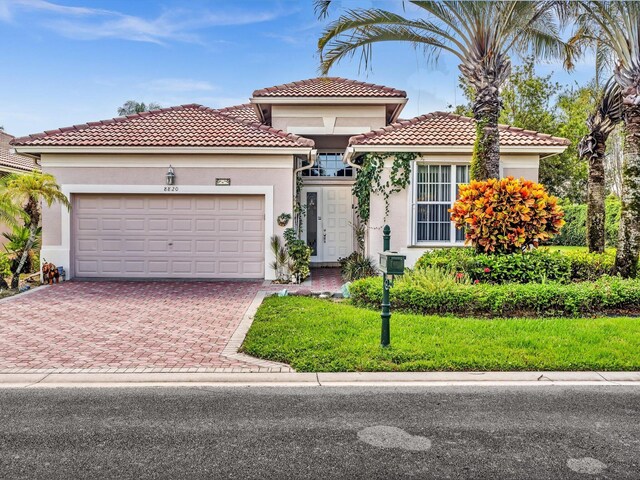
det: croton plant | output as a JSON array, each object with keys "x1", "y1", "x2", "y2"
[{"x1": 450, "y1": 177, "x2": 565, "y2": 254}]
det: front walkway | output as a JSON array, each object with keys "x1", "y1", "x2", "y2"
[{"x1": 0, "y1": 268, "x2": 344, "y2": 374}]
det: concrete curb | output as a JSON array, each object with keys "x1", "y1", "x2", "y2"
[
  {"x1": 0, "y1": 284, "x2": 49, "y2": 304},
  {"x1": 1, "y1": 371, "x2": 640, "y2": 388}
]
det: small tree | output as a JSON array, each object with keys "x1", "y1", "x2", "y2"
[
  {"x1": 450, "y1": 177, "x2": 565, "y2": 254},
  {"x1": 0, "y1": 172, "x2": 70, "y2": 289},
  {"x1": 117, "y1": 100, "x2": 161, "y2": 116}
]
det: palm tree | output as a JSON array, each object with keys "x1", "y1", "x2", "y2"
[
  {"x1": 578, "y1": 78, "x2": 622, "y2": 253},
  {"x1": 316, "y1": 1, "x2": 573, "y2": 180},
  {"x1": 0, "y1": 172, "x2": 70, "y2": 289},
  {"x1": 0, "y1": 193, "x2": 22, "y2": 230},
  {"x1": 574, "y1": 1, "x2": 640, "y2": 277}
]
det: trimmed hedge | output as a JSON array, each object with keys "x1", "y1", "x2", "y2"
[
  {"x1": 414, "y1": 247, "x2": 622, "y2": 283},
  {"x1": 550, "y1": 197, "x2": 621, "y2": 247},
  {"x1": 415, "y1": 248, "x2": 571, "y2": 284},
  {"x1": 349, "y1": 274, "x2": 640, "y2": 317}
]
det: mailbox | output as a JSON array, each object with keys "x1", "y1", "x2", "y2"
[{"x1": 379, "y1": 251, "x2": 406, "y2": 276}]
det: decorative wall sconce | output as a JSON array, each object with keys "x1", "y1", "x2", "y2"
[{"x1": 166, "y1": 165, "x2": 176, "y2": 185}]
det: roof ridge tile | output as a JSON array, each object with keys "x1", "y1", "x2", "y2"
[{"x1": 252, "y1": 77, "x2": 406, "y2": 97}]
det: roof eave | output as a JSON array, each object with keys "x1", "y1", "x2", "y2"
[
  {"x1": 347, "y1": 144, "x2": 568, "y2": 154},
  {"x1": 0, "y1": 164, "x2": 38, "y2": 174},
  {"x1": 12, "y1": 145, "x2": 314, "y2": 155}
]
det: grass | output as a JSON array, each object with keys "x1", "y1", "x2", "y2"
[{"x1": 241, "y1": 296, "x2": 640, "y2": 372}]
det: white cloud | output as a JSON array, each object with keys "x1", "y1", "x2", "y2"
[{"x1": 0, "y1": 0, "x2": 290, "y2": 44}]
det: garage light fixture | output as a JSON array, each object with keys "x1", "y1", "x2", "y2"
[{"x1": 166, "y1": 165, "x2": 176, "y2": 185}]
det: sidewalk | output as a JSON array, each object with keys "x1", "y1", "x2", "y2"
[{"x1": 2, "y1": 371, "x2": 640, "y2": 388}]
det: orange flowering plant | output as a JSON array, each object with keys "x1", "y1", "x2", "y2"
[{"x1": 449, "y1": 177, "x2": 565, "y2": 254}]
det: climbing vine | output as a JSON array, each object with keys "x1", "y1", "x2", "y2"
[
  {"x1": 293, "y1": 172, "x2": 307, "y2": 237},
  {"x1": 470, "y1": 117, "x2": 488, "y2": 181},
  {"x1": 352, "y1": 152, "x2": 416, "y2": 222}
]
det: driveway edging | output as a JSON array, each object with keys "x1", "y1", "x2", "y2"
[{"x1": 220, "y1": 290, "x2": 293, "y2": 372}]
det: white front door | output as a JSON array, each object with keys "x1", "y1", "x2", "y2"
[{"x1": 302, "y1": 186, "x2": 353, "y2": 263}]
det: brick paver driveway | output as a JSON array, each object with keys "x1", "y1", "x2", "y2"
[{"x1": 0, "y1": 281, "x2": 290, "y2": 373}]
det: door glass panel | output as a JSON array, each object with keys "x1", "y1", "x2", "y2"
[{"x1": 306, "y1": 192, "x2": 318, "y2": 255}]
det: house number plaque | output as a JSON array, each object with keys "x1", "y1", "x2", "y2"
[{"x1": 215, "y1": 178, "x2": 231, "y2": 186}]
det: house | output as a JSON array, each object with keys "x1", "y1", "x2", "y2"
[
  {"x1": 11, "y1": 77, "x2": 569, "y2": 280},
  {"x1": 0, "y1": 130, "x2": 40, "y2": 246},
  {"x1": 0, "y1": 130, "x2": 39, "y2": 175}
]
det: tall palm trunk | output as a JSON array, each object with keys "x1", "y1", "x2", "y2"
[
  {"x1": 10, "y1": 197, "x2": 38, "y2": 289},
  {"x1": 472, "y1": 98, "x2": 502, "y2": 180},
  {"x1": 615, "y1": 102, "x2": 640, "y2": 278},
  {"x1": 586, "y1": 140, "x2": 607, "y2": 253},
  {"x1": 579, "y1": 79, "x2": 622, "y2": 254},
  {"x1": 464, "y1": 54, "x2": 510, "y2": 180}
]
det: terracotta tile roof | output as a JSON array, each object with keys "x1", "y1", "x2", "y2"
[
  {"x1": 252, "y1": 77, "x2": 407, "y2": 98},
  {"x1": 349, "y1": 112, "x2": 570, "y2": 148},
  {"x1": 214, "y1": 103, "x2": 260, "y2": 122},
  {"x1": 0, "y1": 131, "x2": 39, "y2": 172},
  {"x1": 11, "y1": 104, "x2": 314, "y2": 148}
]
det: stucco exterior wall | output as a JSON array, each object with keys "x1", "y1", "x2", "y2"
[
  {"x1": 366, "y1": 153, "x2": 541, "y2": 267},
  {"x1": 272, "y1": 105, "x2": 386, "y2": 136},
  {"x1": 40, "y1": 153, "x2": 295, "y2": 279}
]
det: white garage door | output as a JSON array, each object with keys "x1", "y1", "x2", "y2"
[{"x1": 73, "y1": 194, "x2": 265, "y2": 279}]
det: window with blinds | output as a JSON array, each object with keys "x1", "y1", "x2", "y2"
[{"x1": 414, "y1": 164, "x2": 470, "y2": 243}]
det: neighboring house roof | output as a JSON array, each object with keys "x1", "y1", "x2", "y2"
[
  {"x1": 0, "y1": 131, "x2": 39, "y2": 172},
  {"x1": 11, "y1": 104, "x2": 314, "y2": 148},
  {"x1": 349, "y1": 112, "x2": 570, "y2": 147},
  {"x1": 214, "y1": 103, "x2": 260, "y2": 122},
  {"x1": 252, "y1": 77, "x2": 407, "y2": 98}
]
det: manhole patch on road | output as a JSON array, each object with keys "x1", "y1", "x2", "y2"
[
  {"x1": 357, "y1": 426, "x2": 432, "y2": 451},
  {"x1": 567, "y1": 457, "x2": 607, "y2": 475}
]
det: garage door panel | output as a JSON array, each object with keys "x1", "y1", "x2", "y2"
[
  {"x1": 172, "y1": 219, "x2": 192, "y2": 231},
  {"x1": 195, "y1": 240, "x2": 216, "y2": 253},
  {"x1": 148, "y1": 218, "x2": 169, "y2": 232},
  {"x1": 243, "y1": 240, "x2": 262, "y2": 253},
  {"x1": 77, "y1": 218, "x2": 99, "y2": 232},
  {"x1": 124, "y1": 260, "x2": 145, "y2": 274},
  {"x1": 171, "y1": 240, "x2": 192, "y2": 252},
  {"x1": 102, "y1": 260, "x2": 123, "y2": 273},
  {"x1": 73, "y1": 194, "x2": 264, "y2": 279}
]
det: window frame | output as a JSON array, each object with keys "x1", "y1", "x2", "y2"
[
  {"x1": 302, "y1": 151, "x2": 353, "y2": 178},
  {"x1": 410, "y1": 162, "x2": 470, "y2": 246}
]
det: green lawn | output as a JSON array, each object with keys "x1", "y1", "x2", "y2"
[{"x1": 241, "y1": 296, "x2": 640, "y2": 372}]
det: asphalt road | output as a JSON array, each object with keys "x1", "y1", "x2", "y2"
[{"x1": 0, "y1": 386, "x2": 639, "y2": 479}]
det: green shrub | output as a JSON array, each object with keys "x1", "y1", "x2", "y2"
[
  {"x1": 0, "y1": 253, "x2": 10, "y2": 278},
  {"x1": 283, "y1": 228, "x2": 311, "y2": 283},
  {"x1": 550, "y1": 197, "x2": 621, "y2": 247},
  {"x1": 349, "y1": 271, "x2": 640, "y2": 317},
  {"x1": 339, "y1": 252, "x2": 377, "y2": 281},
  {"x1": 415, "y1": 248, "x2": 571, "y2": 284},
  {"x1": 561, "y1": 249, "x2": 616, "y2": 281}
]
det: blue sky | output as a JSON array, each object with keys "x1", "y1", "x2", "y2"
[{"x1": 0, "y1": 0, "x2": 595, "y2": 136}]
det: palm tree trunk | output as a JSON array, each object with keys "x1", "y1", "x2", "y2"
[
  {"x1": 615, "y1": 104, "x2": 640, "y2": 278},
  {"x1": 586, "y1": 137, "x2": 607, "y2": 253},
  {"x1": 10, "y1": 224, "x2": 36, "y2": 289},
  {"x1": 10, "y1": 197, "x2": 39, "y2": 289},
  {"x1": 471, "y1": 84, "x2": 502, "y2": 180}
]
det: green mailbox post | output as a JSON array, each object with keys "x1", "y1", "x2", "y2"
[{"x1": 379, "y1": 225, "x2": 406, "y2": 347}]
